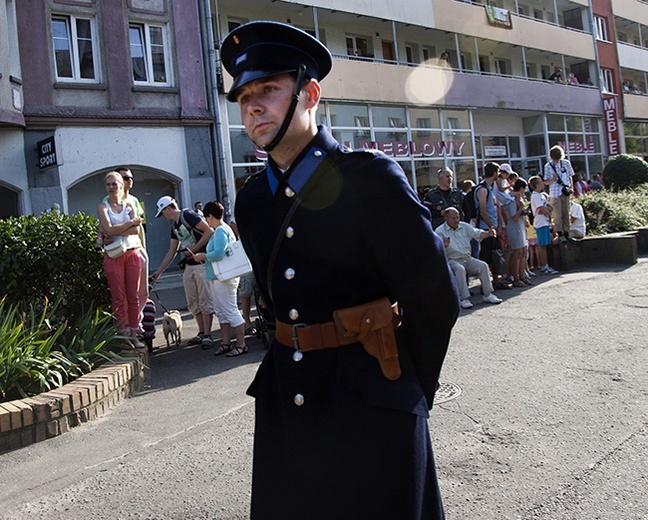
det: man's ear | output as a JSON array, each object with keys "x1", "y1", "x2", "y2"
[{"x1": 302, "y1": 79, "x2": 321, "y2": 108}]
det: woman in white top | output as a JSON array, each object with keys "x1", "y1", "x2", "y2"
[{"x1": 97, "y1": 171, "x2": 144, "y2": 344}]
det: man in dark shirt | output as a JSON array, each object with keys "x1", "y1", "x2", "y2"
[
  {"x1": 424, "y1": 167, "x2": 465, "y2": 229},
  {"x1": 222, "y1": 20, "x2": 459, "y2": 520}
]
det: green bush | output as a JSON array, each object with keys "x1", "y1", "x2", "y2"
[
  {"x1": 602, "y1": 154, "x2": 648, "y2": 192},
  {"x1": 580, "y1": 185, "x2": 648, "y2": 235},
  {"x1": 0, "y1": 297, "x2": 128, "y2": 402},
  {"x1": 0, "y1": 212, "x2": 110, "y2": 322}
]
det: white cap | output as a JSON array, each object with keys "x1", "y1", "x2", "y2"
[
  {"x1": 499, "y1": 163, "x2": 515, "y2": 175},
  {"x1": 155, "y1": 196, "x2": 175, "y2": 218}
]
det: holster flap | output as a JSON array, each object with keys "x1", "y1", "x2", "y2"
[{"x1": 333, "y1": 298, "x2": 402, "y2": 381}]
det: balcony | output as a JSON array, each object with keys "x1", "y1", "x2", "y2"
[
  {"x1": 321, "y1": 56, "x2": 601, "y2": 115},
  {"x1": 624, "y1": 91, "x2": 648, "y2": 119}
]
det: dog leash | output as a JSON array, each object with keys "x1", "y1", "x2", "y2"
[{"x1": 149, "y1": 283, "x2": 172, "y2": 314}]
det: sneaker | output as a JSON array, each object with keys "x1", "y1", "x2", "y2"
[
  {"x1": 187, "y1": 333, "x2": 204, "y2": 346},
  {"x1": 526, "y1": 270, "x2": 537, "y2": 277},
  {"x1": 540, "y1": 266, "x2": 559, "y2": 275},
  {"x1": 483, "y1": 293, "x2": 502, "y2": 304},
  {"x1": 201, "y1": 335, "x2": 213, "y2": 350},
  {"x1": 130, "y1": 337, "x2": 147, "y2": 349},
  {"x1": 460, "y1": 299, "x2": 473, "y2": 309}
]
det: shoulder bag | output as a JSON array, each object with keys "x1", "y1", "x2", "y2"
[
  {"x1": 212, "y1": 240, "x2": 252, "y2": 281},
  {"x1": 104, "y1": 236, "x2": 127, "y2": 259}
]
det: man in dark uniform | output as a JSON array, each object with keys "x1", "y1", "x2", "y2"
[
  {"x1": 424, "y1": 167, "x2": 465, "y2": 229},
  {"x1": 222, "y1": 21, "x2": 459, "y2": 520}
]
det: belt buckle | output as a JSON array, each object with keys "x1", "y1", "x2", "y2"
[{"x1": 291, "y1": 323, "x2": 307, "y2": 350}]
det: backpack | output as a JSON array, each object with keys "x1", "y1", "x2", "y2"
[{"x1": 473, "y1": 181, "x2": 491, "y2": 228}]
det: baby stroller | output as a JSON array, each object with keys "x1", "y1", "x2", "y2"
[
  {"x1": 142, "y1": 298, "x2": 157, "y2": 352},
  {"x1": 253, "y1": 285, "x2": 275, "y2": 349}
]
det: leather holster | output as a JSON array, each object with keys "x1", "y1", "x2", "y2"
[{"x1": 332, "y1": 297, "x2": 402, "y2": 380}]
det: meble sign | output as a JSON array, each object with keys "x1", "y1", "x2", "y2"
[{"x1": 37, "y1": 136, "x2": 60, "y2": 170}]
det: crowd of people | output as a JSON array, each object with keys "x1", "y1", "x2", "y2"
[
  {"x1": 97, "y1": 168, "x2": 253, "y2": 355},
  {"x1": 424, "y1": 145, "x2": 595, "y2": 309}
]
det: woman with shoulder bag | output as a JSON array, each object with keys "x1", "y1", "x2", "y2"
[
  {"x1": 97, "y1": 171, "x2": 144, "y2": 347},
  {"x1": 192, "y1": 201, "x2": 247, "y2": 357}
]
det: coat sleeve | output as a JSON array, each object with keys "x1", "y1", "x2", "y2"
[{"x1": 358, "y1": 156, "x2": 460, "y2": 408}]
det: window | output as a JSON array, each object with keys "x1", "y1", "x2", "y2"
[
  {"x1": 600, "y1": 68, "x2": 614, "y2": 93},
  {"x1": 52, "y1": 15, "x2": 98, "y2": 82},
  {"x1": 129, "y1": 23, "x2": 170, "y2": 85},
  {"x1": 346, "y1": 35, "x2": 372, "y2": 58},
  {"x1": 563, "y1": 8, "x2": 583, "y2": 30},
  {"x1": 594, "y1": 16, "x2": 608, "y2": 41}
]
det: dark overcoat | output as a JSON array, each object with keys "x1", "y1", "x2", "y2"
[{"x1": 235, "y1": 126, "x2": 459, "y2": 520}]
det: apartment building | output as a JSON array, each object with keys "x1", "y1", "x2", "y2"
[
  {"x1": 213, "y1": 0, "x2": 648, "y2": 196},
  {"x1": 3, "y1": 0, "x2": 219, "y2": 267}
]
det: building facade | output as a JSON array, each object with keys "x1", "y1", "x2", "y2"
[{"x1": 2, "y1": 0, "x2": 648, "y2": 269}]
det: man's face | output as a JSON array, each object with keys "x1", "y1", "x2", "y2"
[
  {"x1": 236, "y1": 74, "x2": 305, "y2": 149},
  {"x1": 445, "y1": 209, "x2": 460, "y2": 229},
  {"x1": 439, "y1": 170, "x2": 453, "y2": 189},
  {"x1": 120, "y1": 169, "x2": 134, "y2": 189}
]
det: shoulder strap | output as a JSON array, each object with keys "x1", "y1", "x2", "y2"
[
  {"x1": 266, "y1": 149, "x2": 342, "y2": 302},
  {"x1": 178, "y1": 210, "x2": 192, "y2": 230}
]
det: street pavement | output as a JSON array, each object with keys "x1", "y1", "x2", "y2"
[{"x1": 1, "y1": 259, "x2": 647, "y2": 519}]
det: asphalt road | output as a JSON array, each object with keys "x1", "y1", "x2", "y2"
[{"x1": 1, "y1": 259, "x2": 647, "y2": 519}]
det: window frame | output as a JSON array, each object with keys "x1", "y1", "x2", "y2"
[
  {"x1": 600, "y1": 68, "x2": 615, "y2": 94},
  {"x1": 594, "y1": 16, "x2": 609, "y2": 42},
  {"x1": 51, "y1": 14, "x2": 99, "y2": 83},
  {"x1": 128, "y1": 22, "x2": 172, "y2": 87}
]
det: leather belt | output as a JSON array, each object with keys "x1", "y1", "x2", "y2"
[{"x1": 275, "y1": 320, "x2": 358, "y2": 351}]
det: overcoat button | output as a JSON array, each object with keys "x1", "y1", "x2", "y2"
[
  {"x1": 284, "y1": 187, "x2": 295, "y2": 198},
  {"x1": 285, "y1": 226, "x2": 294, "y2": 238},
  {"x1": 293, "y1": 350, "x2": 303, "y2": 362},
  {"x1": 285, "y1": 268, "x2": 295, "y2": 280},
  {"x1": 314, "y1": 150, "x2": 323, "y2": 157},
  {"x1": 289, "y1": 309, "x2": 299, "y2": 320},
  {"x1": 294, "y1": 393, "x2": 305, "y2": 406}
]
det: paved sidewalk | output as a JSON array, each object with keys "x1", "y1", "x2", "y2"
[{"x1": 1, "y1": 259, "x2": 647, "y2": 519}]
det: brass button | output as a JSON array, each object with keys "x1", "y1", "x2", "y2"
[
  {"x1": 284, "y1": 187, "x2": 295, "y2": 198},
  {"x1": 284, "y1": 268, "x2": 295, "y2": 280},
  {"x1": 285, "y1": 226, "x2": 294, "y2": 238},
  {"x1": 294, "y1": 393, "x2": 304, "y2": 406},
  {"x1": 314, "y1": 150, "x2": 323, "y2": 157},
  {"x1": 289, "y1": 309, "x2": 299, "y2": 320},
  {"x1": 293, "y1": 350, "x2": 303, "y2": 362}
]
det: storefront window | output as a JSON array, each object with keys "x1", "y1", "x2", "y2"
[
  {"x1": 328, "y1": 103, "x2": 369, "y2": 127},
  {"x1": 525, "y1": 135, "x2": 545, "y2": 157},
  {"x1": 227, "y1": 101, "x2": 243, "y2": 125},
  {"x1": 445, "y1": 130, "x2": 473, "y2": 157},
  {"x1": 372, "y1": 105, "x2": 407, "y2": 129},
  {"x1": 547, "y1": 115, "x2": 564, "y2": 132},
  {"x1": 587, "y1": 155, "x2": 604, "y2": 177},
  {"x1": 448, "y1": 158, "x2": 476, "y2": 186},
  {"x1": 332, "y1": 129, "x2": 373, "y2": 149},
  {"x1": 373, "y1": 131, "x2": 410, "y2": 156},
  {"x1": 566, "y1": 116, "x2": 582, "y2": 132},
  {"x1": 523, "y1": 115, "x2": 544, "y2": 135},
  {"x1": 409, "y1": 108, "x2": 440, "y2": 130},
  {"x1": 442, "y1": 110, "x2": 471, "y2": 130},
  {"x1": 230, "y1": 128, "x2": 260, "y2": 164}
]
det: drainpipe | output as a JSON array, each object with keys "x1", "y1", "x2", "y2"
[{"x1": 197, "y1": 0, "x2": 231, "y2": 218}]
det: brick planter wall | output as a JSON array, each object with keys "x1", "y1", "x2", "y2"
[{"x1": 0, "y1": 356, "x2": 145, "y2": 452}]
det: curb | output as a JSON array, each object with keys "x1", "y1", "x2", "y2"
[{"x1": 0, "y1": 352, "x2": 147, "y2": 453}]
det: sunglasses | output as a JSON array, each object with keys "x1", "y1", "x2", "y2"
[{"x1": 122, "y1": 176, "x2": 134, "y2": 181}]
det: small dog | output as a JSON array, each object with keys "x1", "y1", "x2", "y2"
[{"x1": 162, "y1": 310, "x2": 182, "y2": 348}]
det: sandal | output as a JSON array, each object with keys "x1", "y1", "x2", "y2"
[
  {"x1": 214, "y1": 343, "x2": 233, "y2": 356},
  {"x1": 226, "y1": 345, "x2": 248, "y2": 357},
  {"x1": 245, "y1": 325, "x2": 257, "y2": 336}
]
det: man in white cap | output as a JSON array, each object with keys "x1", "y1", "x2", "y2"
[
  {"x1": 223, "y1": 20, "x2": 459, "y2": 520},
  {"x1": 150, "y1": 196, "x2": 214, "y2": 349}
]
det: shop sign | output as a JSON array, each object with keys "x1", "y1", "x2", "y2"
[
  {"x1": 254, "y1": 139, "x2": 466, "y2": 160},
  {"x1": 557, "y1": 140, "x2": 596, "y2": 154},
  {"x1": 603, "y1": 95, "x2": 620, "y2": 156},
  {"x1": 484, "y1": 145, "x2": 507, "y2": 157},
  {"x1": 37, "y1": 136, "x2": 62, "y2": 170}
]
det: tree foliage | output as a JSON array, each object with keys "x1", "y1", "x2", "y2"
[
  {"x1": 602, "y1": 154, "x2": 648, "y2": 192},
  {"x1": 0, "y1": 212, "x2": 110, "y2": 322}
]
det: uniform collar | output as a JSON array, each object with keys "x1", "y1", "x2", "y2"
[{"x1": 266, "y1": 126, "x2": 337, "y2": 196}]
